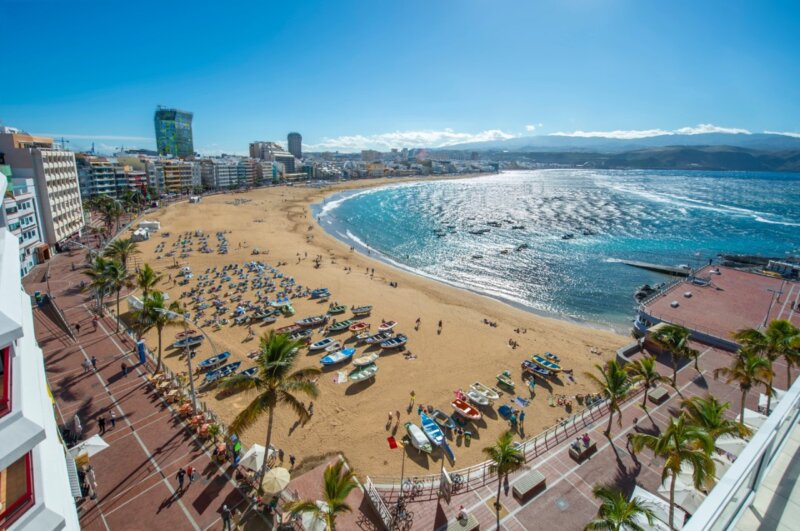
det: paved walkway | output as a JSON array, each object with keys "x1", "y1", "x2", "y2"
[{"x1": 24, "y1": 250, "x2": 262, "y2": 531}]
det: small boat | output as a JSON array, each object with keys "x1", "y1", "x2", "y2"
[
  {"x1": 204, "y1": 361, "x2": 241, "y2": 384},
  {"x1": 377, "y1": 320, "x2": 397, "y2": 333},
  {"x1": 289, "y1": 329, "x2": 313, "y2": 342},
  {"x1": 420, "y1": 413, "x2": 445, "y2": 447},
  {"x1": 296, "y1": 315, "x2": 328, "y2": 328},
  {"x1": 279, "y1": 304, "x2": 295, "y2": 316},
  {"x1": 240, "y1": 367, "x2": 258, "y2": 378},
  {"x1": 364, "y1": 331, "x2": 392, "y2": 345},
  {"x1": 404, "y1": 422, "x2": 433, "y2": 454},
  {"x1": 522, "y1": 360, "x2": 551, "y2": 377},
  {"x1": 380, "y1": 334, "x2": 408, "y2": 350},
  {"x1": 531, "y1": 354, "x2": 562, "y2": 373},
  {"x1": 348, "y1": 321, "x2": 370, "y2": 333},
  {"x1": 351, "y1": 305, "x2": 372, "y2": 316},
  {"x1": 468, "y1": 228, "x2": 490, "y2": 235},
  {"x1": 515, "y1": 243, "x2": 529, "y2": 252},
  {"x1": 561, "y1": 233, "x2": 575, "y2": 240},
  {"x1": 470, "y1": 382, "x2": 500, "y2": 402},
  {"x1": 328, "y1": 319, "x2": 353, "y2": 332},
  {"x1": 175, "y1": 329, "x2": 198, "y2": 339},
  {"x1": 511, "y1": 225, "x2": 525, "y2": 230},
  {"x1": 327, "y1": 304, "x2": 347, "y2": 315},
  {"x1": 545, "y1": 351, "x2": 561, "y2": 363},
  {"x1": 173, "y1": 335, "x2": 204, "y2": 349},
  {"x1": 496, "y1": 371, "x2": 515, "y2": 390},
  {"x1": 320, "y1": 348, "x2": 355, "y2": 366},
  {"x1": 324, "y1": 340, "x2": 344, "y2": 353},
  {"x1": 353, "y1": 352, "x2": 379, "y2": 366},
  {"x1": 271, "y1": 297, "x2": 290, "y2": 307},
  {"x1": 451, "y1": 399, "x2": 482, "y2": 420},
  {"x1": 431, "y1": 409, "x2": 456, "y2": 431},
  {"x1": 309, "y1": 337, "x2": 336, "y2": 351},
  {"x1": 197, "y1": 351, "x2": 230, "y2": 370},
  {"x1": 310, "y1": 288, "x2": 330, "y2": 299},
  {"x1": 276, "y1": 324, "x2": 301, "y2": 334},
  {"x1": 466, "y1": 389, "x2": 490, "y2": 407},
  {"x1": 261, "y1": 315, "x2": 278, "y2": 325},
  {"x1": 348, "y1": 363, "x2": 378, "y2": 382}
]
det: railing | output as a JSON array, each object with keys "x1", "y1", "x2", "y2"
[{"x1": 365, "y1": 477, "x2": 393, "y2": 530}]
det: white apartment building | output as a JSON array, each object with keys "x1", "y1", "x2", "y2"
[
  {"x1": 0, "y1": 176, "x2": 81, "y2": 530},
  {"x1": 0, "y1": 129, "x2": 84, "y2": 246},
  {"x1": 145, "y1": 159, "x2": 199, "y2": 194},
  {"x1": 0, "y1": 169, "x2": 45, "y2": 277},
  {"x1": 75, "y1": 155, "x2": 127, "y2": 199}
]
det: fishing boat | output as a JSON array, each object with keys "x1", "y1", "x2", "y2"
[
  {"x1": 431, "y1": 409, "x2": 456, "y2": 431},
  {"x1": 377, "y1": 320, "x2": 397, "y2": 333},
  {"x1": 173, "y1": 335, "x2": 204, "y2": 349},
  {"x1": 279, "y1": 304, "x2": 295, "y2": 317},
  {"x1": 420, "y1": 413, "x2": 445, "y2": 447},
  {"x1": 276, "y1": 323, "x2": 301, "y2": 334},
  {"x1": 320, "y1": 348, "x2": 356, "y2": 366},
  {"x1": 380, "y1": 334, "x2": 408, "y2": 350},
  {"x1": 324, "y1": 340, "x2": 343, "y2": 353},
  {"x1": 327, "y1": 304, "x2": 346, "y2": 315},
  {"x1": 364, "y1": 331, "x2": 392, "y2": 345},
  {"x1": 404, "y1": 422, "x2": 433, "y2": 454},
  {"x1": 466, "y1": 389, "x2": 490, "y2": 407},
  {"x1": 204, "y1": 361, "x2": 241, "y2": 384},
  {"x1": 531, "y1": 354, "x2": 562, "y2": 373},
  {"x1": 261, "y1": 315, "x2": 278, "y2": 325},
  {"x1": 451, "y1": 399, "x2": 482, "y2": 420},
  {"x1": 271, "y1": 296, "x2": 290, "y2": 307},
  {"x1": 348, "y1": 363, "x2": 378, "y2": 382},
  {"x1": 354, "y1": 331, "x2": 373, "y2": 342},
  {"x1": 348, "y1": 321, "x2": 370, "y2": 333},
  {"x1": 309, "y1": 337, "x2": 336, "y2": 351},
  {"x1": 197, "y1": 351, "x2": 230, "y2": 371},
  {"x1": 175, "y1": 329, "x2": 198, "y2": 339},
  {"x1": 522, "y1": 360, "x2": 551, "y2": 377},
  {"x1": 310, "y1": 288, "x2": 330, "y2": 299},
  {"x1": 351, "y1": 305, "x2": 372, "y2": 316},
  {"x1": 545, "y1": 351, "x2": 561, "y2": 363},
  {"x1": 240, "y1": 367, "x2": 258, "y2": 378},
  {"x1": 352, "y1": 352, "x2": 379, "y2": 366},
  {"x1": 470, "y1": 382, "x2": 500, "y2": 401},
  {"x1": 296, "y1": 315, "x2": 328, "y2": 328},
  {"x1": 288, "y1": 329, "x2": 313, "y2": 342},
  {"x1": 496, "y1": 371, "x2": 515, "y2": 390},
  {"x1": 328, "y1": 319, "x2": 353, "y2": 332}
]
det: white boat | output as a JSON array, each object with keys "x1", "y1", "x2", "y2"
[
  {"x1": 404, "y1": 422, "x2": 433, "y2": 454},
  {"x1": 470, "y1": 382, "x2": 500, "y2": 402},
  {"x1": 377, "y1": 320, "x2": 397, "y2": 333},
  {"x1": 320, "y1": 348, "x2": 355, "y2": 366},
  {"x1": 309, "y1": 337, "x2": 335, "y2": 351},
  {"x1": 353, "y1": 353, "x2": 379, "y2": 366},
  {"x1": 466, "y1": 389, "x2": 490, "y2": 407},
  {"x1": 324, "y1": 340, "x2": 343, "y2": 353}
]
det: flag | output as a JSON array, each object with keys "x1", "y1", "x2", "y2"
[{"x1": 387, "y1": 436, "x2": 403, "y2": 449}]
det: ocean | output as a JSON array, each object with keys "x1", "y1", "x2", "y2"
[{"x1": 311, "y1": 170, "x2": 800, "y2": 333}]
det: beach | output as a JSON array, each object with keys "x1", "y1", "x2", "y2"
[{"x1": 131, "y1": 178, "x2": 629, "y2": 477}]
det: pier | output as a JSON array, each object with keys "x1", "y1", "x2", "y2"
[{"x1": 618, "y1": 259, "x2": 692, "y2": 276}]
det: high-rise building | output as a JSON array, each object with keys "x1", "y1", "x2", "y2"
[
  {"x1": 0, "y1": 176, "x2": 81, "y2": 530},
  {"x1": 154, "y1": 107, "x2": 194, "y2": 158},
  {"x1": 0, "y1": 128, "x2": 84, "y2": 246},
  {"x1": 0, "y1": 165, "x2": 45, "y2": 276},
  {"x1": 287, "y1": 132, "x2": 302, "y2": 159}
]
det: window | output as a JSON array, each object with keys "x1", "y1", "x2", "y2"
[
  {"x1": 0, "y1": 347, "x2": 8, "y2": 416},
  {"x1": 0, "y1": 453, "x2": 34, "y2": 528}
]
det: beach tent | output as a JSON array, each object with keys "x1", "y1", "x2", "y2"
[
  {"x1": 239, "y1": 444, "x2": 275, "y2": 472},
  {"x1": 759, "y1": 388, "x2": 787, "y2": 414},
  {"x1": 68, "y1": 434, "x2": 110, "y2": 458},
  {"x1": 715, "y1": 434, "x2": 749, "y2": 457},
  {"x1": 737, "y1": 408, "x2": 768, "y2": 431},
  {"x1": 631, "y1": 486, "x2": 686, "y2": 530},
  {"x1": 658, "y1": 476, "x2": 707, "y2": 514}
]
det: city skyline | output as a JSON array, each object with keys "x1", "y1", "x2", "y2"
[{"x1": 2, "y1": 0, "x2": 799, "y2": 154}]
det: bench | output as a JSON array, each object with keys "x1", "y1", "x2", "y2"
[
  {"x1": 649, "y1": 386, "x2": 669, "y2": 404},
  {"x1": 569, "y1": 441, "x2": 598, "y2": 462},
  {"x1": 512, "y1": 469, "x2": 546, "y2": 502},
  {"x1": 444, "y1": 513, "x2": 479, "y2": 531}
]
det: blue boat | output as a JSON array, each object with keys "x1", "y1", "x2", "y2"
[
  {"x1": 380, "y1": 334, "x2": 408, "y2": 350},
  {"x1": 521, "y1": 360, "x2": 550, "y2": 377},
  {"x1": 240, "y1": 367, "x2": 258, "y2": 378},
  {"x1": 197, "y1": 351, "x2": 230, "y2": 370},
  {"x1": 204, "y1": 361, "x2": 241, "y2": 384},
  {"x1": 310, "y1": 288, "x2": 330, "y2": 299},
  {"x1": 431, "y1": 409, "x2": 457, "y2": 431},
  {"x1": 173, "y1": 335, "x2": 204, "y2": 349},
  {"x1": 320, "y1": 348, "x2": 356, "y2": 366},
  {"x1": 420, "y1": 412, "x2": 445, "y2": 447}
]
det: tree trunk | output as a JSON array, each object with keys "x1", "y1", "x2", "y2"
[
  {"x1": 740, "y1": 389, "x2": 747, "y2": 428},
  {"x1": 765, "y1": 384, "x2": 772, "y2": 416},
  {"x1": 671, "y1": 354, "x2": 678, "y2": 386},
  {"x1": 668, "y1": 472, "x2": 677, "y2": 530},
  {"x1": 642, "y1": 385, "x2": 649, "y2": 409},
  {"x1": 115, "y1": 289, "x2": 121, "y2": 332},
  {"x1": 495, "y1": 473, "x2": 503, "y2": 528},
  {"x1": 259, "y1": 407, "x2": 275, "y2": 484},
  {"x1": 156, "y1": 325, "x2": 163, "y2": 374},
  {"x1": 606, "y1": 407, "x2": 614, "y2": 435}
]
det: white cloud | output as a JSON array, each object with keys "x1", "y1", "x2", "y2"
[
  {"x1": 764, "y1": 130, "x2": 800, "y2": 138},
  {"x1": 525, "y1": 124, "x2": 537, "y2": 132},
  {"x1": 550, "y1": 123, "x2": 753, "y2": 139},
  {"x1": 306, "y1": 128, "x2": 517, "y2": 152},
  {"x1": 37, "y1": 133, "x2": 153, "y2": 141},
  {"x1": 673, "y1": 124, "x2": 751, "y2": 135}
]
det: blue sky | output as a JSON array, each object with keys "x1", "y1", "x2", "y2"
[{"x1": 1, "y1": 0, "x2": 798, "y2": 154}]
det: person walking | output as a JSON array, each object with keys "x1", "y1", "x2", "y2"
[
  {"x1": 82, "y1": 359, "x2": 92, "y2": 373},
  {"x1": 289, "y1": 455, "x2": 296, "y2": 469},
  {"x1": 98, "y1": 415, "x2": 106, "y2": 435},
  {"x1": 176, "y1": 468, "x2": 186, "y2": 491},
  {"x1": 187, "y1": 465, "x2": 196, "y2": 485},
  {"x1": 91, "y1": 356, "x2": 98, "y2": 370},
  {"x1": 110, "y1": 411, "x2": 116, "y2": 429},
  {"x1": 73, "y1": 414, "x2": 83, "y2": 441},
  {"x1": 221, "y1": 504, "x2": 232, "y2": 531},
  {"x1": 75, "y1": 322, "x2": 81, "y2": 335},
  {"x1": 307, "y1": 402, "x2": 314, "y2": 417},
  {"x1": 121, "y1": 362, "x2": 128, "y2": 377},
  {"x1": 92, "y1": 315, "x2": 99, "y2": 330}
]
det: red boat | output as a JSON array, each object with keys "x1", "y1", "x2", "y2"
[
  {"x1": 348, "y1": 321, "x2": 370, "y2": 333},
  {"x1": 276, "y1": 324, "x2": 301, "y2": 334},
  {"x1": 451, "y1": 399, "x2": 482, "y2": 421},
  {"x1": 175, "y1": 329, "x2": 198, "y2": 339}
]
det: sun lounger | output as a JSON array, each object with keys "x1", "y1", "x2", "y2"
[{"x1": 512, "y1": 469, "x2": 546, "y2": 502}]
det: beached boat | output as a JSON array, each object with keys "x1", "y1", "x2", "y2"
[
  {"x1": 466, "y1": 389, "x2": 490, "y2": 407},
  {"x1": 431, "y1": 409, "x2": 456, "y2": 431},
  {"x1": 197, "y1": 351, "x2": 230, "y2": 371},
  {"x1": 240, "y1": 367, "x2": 258, "y2": 378},
  {"x1": 271, "y1": 297, "x2": 291, "y2": 307},
  {"x1": 261, "y1": 315, "x2": 278, "y2": 325},
  {"x1": 173, "y1": 335, "x2": 204, "y2": 349},
  {"x1": 545, "y1": 351, "x2": 561, "y2": 363},
  {"x1": 531, "y1": 354, "x2": 562, "y2": 373},
  {"x1": 522, "y1": 360, "x2": 551, "y2": 377},
  {"x1": 404, "y1": 422, "x2": 433, "y2": 453},
  {"x1": 348, "y1": 321, "x2": 370, "y2": 333},
  {"x1": 377, "y1": 320, "x2": 397, "y2": 333},
  {"x1": 327, "y1": 304, "x2": 346, "y2": 315},
  {"x1": 309, "y1": 337, "x2": 336, "y2": 351},
  {"x1": 380, "y1": 334, "x2": 408, "y2": 350},
  {"x1": 276, "y1": 323, "x2": 301, "y2": 334},
  {"x1": 296, "y1": 315, "x2": 328, "y2": 328},
  {"x1": 470, "y1": 382, "x2": 500, "y2": 402},
  {"x1": 420, "y1": 413, "x2": 445, "y2": 447},
  {"x1": 364, "y1": 331, "x2": 392, "y2": 345},
  {"x1": 328, "y1": 320, "x2": 353, "y2": 332},
  {"x1": 324, "y1": 340, "x2": 343, "y2": 353},
  {"x1": 351, "y1": 305, "x2": 372, "y2": 316},
  {"x1": 310, "y1": 288, "x2": 330, "y2": 299},
  {"x1": 204, "y1": 361, "x2": 241, "y2": 384},
  {"x1": 175, "y1": 329, "x2": 198, "y2": 339},
  {"x1": 288, "y1": 329, "x2": 313, "y2": 342},
  {"x1": 355, "y1": 331, "x2": 373, "y2": 342},
  {"x1": 451, "y1": 399, "x2": 482, "y2": 420},
  {"x1": 352, "y1": 352, "x2": 379, "y2": 366},
  {"x1": 496, "y1": 371, "x2": 515, "y2": 390},
  {"x1": 279, "y1": 304, "x2": 295, "y2": 316},
  {"x1": 320, "y1": 348, "x2": 355, "y2": 366},
  {"x1": 348, "y1": 363, "x2": 378, "y2": 382}
]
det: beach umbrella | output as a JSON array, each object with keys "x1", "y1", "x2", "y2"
[
  {"x1": 300, "y1": 501, "x2": 329, "y2": 531},
  {"x1": 68, "y1": 434, "x2": 110, "y2": 458},
  {"x1": 658, "y1": 477, "x2": 707, "y2": 514},
  {"x1": 715, "y1": 434, "x2": 748, "y2": 457},
  {"x1": 261, "y1": 466, "x2": 291, "y2": 494},
  {"x1": 737, "y1": 408, "x2": 768, "y2": 431},
  {"x1": 239, "y1": 444, "x2": 275, "y2": 472}
]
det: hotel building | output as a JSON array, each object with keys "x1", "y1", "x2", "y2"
[{"x1": 154, "y1": 107, "x2": 194, "y2": 158}]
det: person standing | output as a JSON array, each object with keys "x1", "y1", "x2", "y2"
[
  {"x1": 110, "y1": 411, "x2": 117, "y2": 429},
  {"x1": 91, "y1": 356, "x2": 98, "y2": 370},
  {"x1": 98, "y1": 415, "x2": 106, "y2": 435},
  {"x1": 307, "y1": 402, "x2": 314, "y2": 417},
  {"x1": 75, "y1": 322, "x2": 81, "y2": 335},
  {"x1": 289, "y1": 455, "x2": 296, "y2": 469},
  {"x1": 176, "y1": 468, "x2": 186, "y2": 491},
  {"x1": 221, "y1": 504, "x2": 232, "y2": 531},
  {"x1": 82, "y1": 359, "x2": 92, "y2": 373},
  {"x1": 73, "y1": 414, "x2": 83, "y2": 441},
  {"x1": 121, "y1": 362, "x2": 128, "y2": 377}
]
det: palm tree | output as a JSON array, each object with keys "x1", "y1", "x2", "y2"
[
  {"x1": 285, "y1": 460, "x2": 358, "y2": 530},
  {"x1": 103, "y1": 260, "x2": 132, "y2": 332},
  {"x1": 134, "y1": 291, "x2": 181, "y2": 373},
  {"x1": 135, "y1": 263, "x2": 163, "y2": 298},
  {"x1": 584, "y1": 484, "x2": 656, "y2": 531},
  {"x1": 650, "y1": 324, "x2": 692, "y2": 386},
  {"x1": 482, "y1": 430, "x2": 525, "y2": 528},
  {"x1": 631, "y1": 414, "x2": 715, "y2": 530},
  {"x1": 735, "y1": 320, "x2": 799, "y2": 410},
  {"x1": 680, "y1": 395, "x2": 752, "y2": 439},
  {"x1": 219, "y1": 331, "x2": 321, "y2": 481},
  {"x1": 104, "y1": 237, "x2": 140, "y2": 272},
  {"x1": 84, "y1": 255, "x2": 111, "y2": 315},
  {"x1": 714, "y1": 349, "x2": 772, "y2": 427},
  {"x1": 625, "y1": 356, "x2": 670, "y2": 411},
  {"x1": 585, "y1": 360, "x2": 630, "y2": 436}
]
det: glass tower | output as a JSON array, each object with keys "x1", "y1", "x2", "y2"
[{"x1": 154, "y1": 107, "x2": 194, "y2": 158}]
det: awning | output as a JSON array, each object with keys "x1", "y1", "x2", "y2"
[
  {"x1": 64, "y1": 448, "x2": 83, "y2": 498},
  {"x1": 68, "y1": 434, "x2": 110, "y2": 458}
]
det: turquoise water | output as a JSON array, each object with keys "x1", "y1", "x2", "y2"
[{"x1": 312, "y1": 170, "x2": 800, "y2": 332}]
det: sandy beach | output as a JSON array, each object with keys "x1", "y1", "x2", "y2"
[{"x1": 130, "y1": 178, "x2": 628, "y2": 477}]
